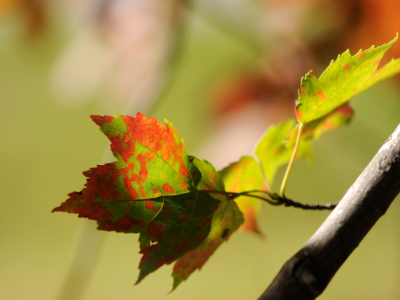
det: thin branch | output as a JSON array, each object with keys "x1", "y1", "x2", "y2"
[
  {"x1": 205, "y1": 189, "x2": 338, "y2": 210},
  {"x1": 278, "y1": 197, "x2": 338, "y2": 210},
  {"x1": 205, "y1": 189, "x2": 281, "y2": 206},
  {"x1": 259, "y1": 123, "x2": 400, "y2": 300}
]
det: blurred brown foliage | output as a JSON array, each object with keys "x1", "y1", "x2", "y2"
[
  {"x1": 0, "y1": 0, "x2": 46, "y2": 36},
  {"x1": 211, "y1": 0, "x2": 400, "y2": 122}
]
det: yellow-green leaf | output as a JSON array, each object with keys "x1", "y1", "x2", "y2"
[{"x1": 296, "y1": 35, "x2": 400, "y2": 123}]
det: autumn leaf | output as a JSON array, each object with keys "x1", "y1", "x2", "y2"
[
  {"x1": 53, "y1": 113, "x2": 198, "y2": 227},
  {"x1": 52, "y1": 113, "x2": 220, "y2": 284},
  {"x1": 219, "y1": 156, "x2": 267, "y2": 235},
  {"x1": 171, "y1": 157, "x2": 244, "y2": 290},
  {"x1": 295, "y1": 35, "x2": 400, "y2": 123}
]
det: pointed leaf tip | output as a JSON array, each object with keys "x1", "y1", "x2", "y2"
[{"x1": 296, "y1": 36, "x2": 400, "y2": 123}]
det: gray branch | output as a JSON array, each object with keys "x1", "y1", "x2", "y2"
[{"x1": 259, "y1": 123, "x2": 400, "y2": 300}]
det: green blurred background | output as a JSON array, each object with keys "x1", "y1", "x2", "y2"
[{"x1": 1, "y1": 1, "x2": 400, "y2": 299}]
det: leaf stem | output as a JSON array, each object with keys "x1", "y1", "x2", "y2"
[
  {"x1": 205, "y1": 189, "x2": 338, "y2": 211},
  {"x1": 280, "y1": 122, "x2": 304, "y2": 197},
  {"x1": 205, "y1": 189, "x2": 280, "y2": 205}
]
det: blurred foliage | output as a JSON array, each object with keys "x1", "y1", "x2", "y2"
[{"x1": 0, "y1": 0, "x2": 400, "y2": 299}]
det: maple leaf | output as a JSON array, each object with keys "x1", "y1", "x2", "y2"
[
  {"x1": 295, "y1": 35, "x2": 400, "y2": 123},
  {"x1": 219, "y1": 156, "x2": 267, "y2": 235},
  {"x1": 171, "y1": 157, "x2": 244, "y2": 290},
  {"x1": 53, "y1": 113, "x2": 198, "y2": 228},
  {"x1": 52, "y1": 113, "x2": 220, "y2": 284}
]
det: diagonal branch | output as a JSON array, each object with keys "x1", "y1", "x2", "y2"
[{"x1": 259, "y1": 123, "x2": 400, "y2": 300}]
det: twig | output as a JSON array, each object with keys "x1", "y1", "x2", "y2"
[{"x1": 206, "y1": 189, "x2": 338, "y2": 210}]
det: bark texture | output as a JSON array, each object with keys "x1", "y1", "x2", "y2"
[{"x1": 259, "y1": 123, "x2": 400, "y2": 300}]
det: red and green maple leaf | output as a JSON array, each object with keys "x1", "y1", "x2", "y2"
[{"x1": 52, "y1": 113, "x2": 220, "y2": 284}]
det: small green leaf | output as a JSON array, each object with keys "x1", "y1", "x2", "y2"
[
  {"x1": 219, "y1": 156, "x2": 266, "y2": 235},
  {"x1": 255, "y1": 120, "x2": 305, "y2": 185},
  {"x1": 296, "y1": 35, "x2": 400, "y2": 123},
  {"x1": 191, "y1": 156, "x2": 225, "y2": 193}
]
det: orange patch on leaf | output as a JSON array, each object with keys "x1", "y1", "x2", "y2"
[
  {"x1": 374, "y1": 59, "x2": 381, "y2": 66},
  {"x1": 336, "y1": 103, "x2": 355, "y2": 117},
  {"x1": 145, "y1": 201, "x2": 159, "y2": 213},
  {"x1": 358, "y1": 52, "x2": 366, "y2": 59},
  {"x1": 372, "y1": 67, "x2": 384, "y2": 77},
  {"x1": 295, "y1": 106, "x2": 303, "y2": 120},
  {"x1": 342, "y1": 64, "x2": 351, "y2": 70},
  {"x1": 241, "y1": 207, "x2": 261, "y2": 234},
  {"x1": 139, "y1": 186, "x2": 147, "y2": 198},
  {"x1": 179, "y1": 181, "x2": 187, "y2": 190},
  {"x1": 162, "y1": 183, "x2": 175, "y2": 194},
  {"x1": 300, "y1": 85, "x2": 307, "y2": 96},
  {"x1": 315, "y1": 90, "x2": 327, "y2": 101},
  {"x1": 178, "y1": 165, "x2": 189, "y2": 179},
  {"x1": 137, "y1": 154, "x2": 149, "y2": 179}
]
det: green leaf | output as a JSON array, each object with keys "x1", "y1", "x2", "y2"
[
  {"x1": 137, "y1": 191, "x2": 220, "y2": 283},
  {"x1": 171, "y1": 157, "x2": 244, "y2": 290},
  {"x1": 295, "y1": 35, "x2": 400, "y2": 123},
  {"x1": 255, "y1": 120, "x2": 304, "y2": 185},
  {"x1": 191, "y1": 156, "x2": 225, "y2": 193},
  {"x1": 172, "y1": 198, "x2": 243, "y2": 291},
  {"x1": 219, "y1": 156, "x2": 266, "y2": 235}
]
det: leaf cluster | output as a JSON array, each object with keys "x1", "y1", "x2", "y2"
[{"x1": 53, "y1": 36, "x2": 400, "y2": 291}]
